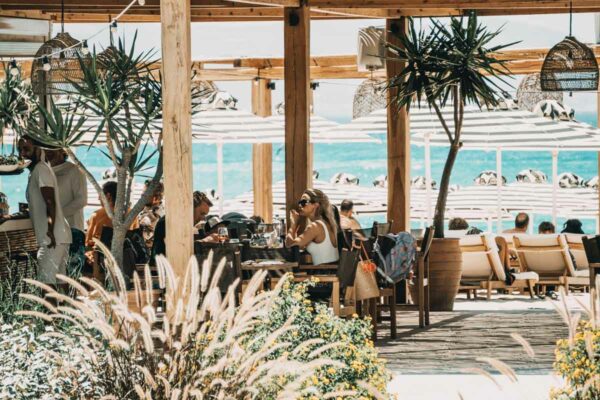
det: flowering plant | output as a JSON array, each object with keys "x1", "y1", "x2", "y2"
[
  {"x1": 551, "y1": 320, "x2": 600, "y2": 400},
  {"x1": 249, "y1": 276, "x2": 392, "y2": 399}
]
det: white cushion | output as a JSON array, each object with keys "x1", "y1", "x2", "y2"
[
  {"x1": 459, "y1": 235, "x2": 484, "y2": 246},
  {"x1": 565, "y1": 234, "x2": 586, "y2": 244},
  {"x1": 512, "y1": 271, "x2": 539, "y2": 282},
  {"x1": 515, "y1": 234, "x2": 561, "y2": 247},
  {"x1": 573, "y1": 269, "x2": 590, "y2": 278},
  {"x1": 447, "y1": 229, "x2": 468, "y2": 238}
]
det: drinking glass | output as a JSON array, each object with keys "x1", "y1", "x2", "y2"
[{"x1": 218, "y1": 227, "x2": 229, "y2": 243}]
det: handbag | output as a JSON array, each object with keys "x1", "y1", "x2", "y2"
[
  {"x1": 354, "y1": 242, "x2": 380, "y2": 301},
  {"x1": 337, "y1": 247, "x2": 359, "y2": 289}
]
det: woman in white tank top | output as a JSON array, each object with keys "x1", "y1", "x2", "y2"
[{"x1": 285, "y1": 188, "x2": 339, "y2": 265}]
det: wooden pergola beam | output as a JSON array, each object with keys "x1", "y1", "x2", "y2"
[
  {"x1": 284, "y1": 5, "x2": 310, "y2": 225},
  {"x1": 306, "y1": 0, "x2": 600, "y2": 8},
  {"x1": 5, "y1": 45, "x2": 600, "y2": 81}
]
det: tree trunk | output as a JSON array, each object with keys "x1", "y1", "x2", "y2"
[
  {"x1": 110, "y1": 226, "x2": 127, "y2": 287},
  {"x1": 433, "y1": 143, "x2": 460, "y2": 238}
]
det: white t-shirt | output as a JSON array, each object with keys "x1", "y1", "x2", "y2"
[
  {"x1": 26, "y1": 161, "x2": 72, "y2": 246},
  {"x1": 52, "y1": 161, "x2": 87, "y2": 231}
]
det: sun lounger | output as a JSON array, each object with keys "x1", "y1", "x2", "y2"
[
  {"x1": 513, "y1": 234, "x2": 589, "y2": 294},
  {"x1": 564, "y1": 234, "x2": 590, "y2": 271},
  {"x1": 459, "y1": 234, "x2": 538, "y2": 300}
]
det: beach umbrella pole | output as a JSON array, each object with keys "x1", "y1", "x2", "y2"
[
  {"x1": 552, "y1": 150, "x2": 558, "y2": 227},
  {"x1": 496, "y1": 148, "x2": 503, "y2": 233},
  {"x1": 217, "y1": 141, "x2": 224, "y2": 215},
  {"x1": 425, "y1": 132, "x2": 433, "y2": 225}
]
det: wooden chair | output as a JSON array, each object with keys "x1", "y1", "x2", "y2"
[
  {"x1": 582, "y1": 235, "x2": 600, "y2": 291},
  {"x1": 565, "y1": 234, "x2": 591, "y2": 273},
  {"x1": 417, "y1": 226, "x2": 434, "y2": 327},
  {"x1": 459, "y1": 234, "x2": 538, "y2": 300},
  {"x1": 514, "y1": 234, "x2": 589, "y2": 294},
  {"x1": 195, "y1": 242, "x2": 243, "y2": 296}
]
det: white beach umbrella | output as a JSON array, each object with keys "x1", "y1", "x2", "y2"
[{"x1": 326, "y1": 105, "x2": 600, "y2": 231}]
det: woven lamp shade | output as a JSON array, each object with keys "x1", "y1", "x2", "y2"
[
  {"x1": 516, "y1": 73, "x2": 563, "y2": 112},
  {"x1": 540, "y1": 36, "x2": 599, "y2": 92},
  {"x1": 31, "y1": 32, "x2": 88, "y2": 97},
  {"x1": 352, "y1": 79, "x2": 386, "y2": 119}
]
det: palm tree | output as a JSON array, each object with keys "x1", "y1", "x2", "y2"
[{"x1": 385, "y1": 14, "x2": 517, "y2": 238}]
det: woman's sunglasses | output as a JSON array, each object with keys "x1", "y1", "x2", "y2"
[{"x1": 298, "y1": 199, "x2": 313, "y2": 208}]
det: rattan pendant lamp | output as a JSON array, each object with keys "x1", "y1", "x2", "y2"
[
  {"x1": 540, "y1": 1, "x2": 599, "y2": 92},
  {"x1": 30, "y1": 0, "x2": 88, "y2": 99}
]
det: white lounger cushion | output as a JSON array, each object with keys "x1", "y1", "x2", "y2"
[
  {"x1": 514, "y1": 234, "x2": 577, "y2": 277},
  {"x1": 460, "y1": 234, "x2": 506, "y2": 281},
  {"x1": 512, "y1": 271, "x2": 539, "y2": 282},
  {"x1": 565, "y1": 234, "x2": 589, "y2": 269}
]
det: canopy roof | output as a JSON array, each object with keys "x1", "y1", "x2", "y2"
[
  {"x1": 191, "y1": 109, "x2": 380, "y2": 144},
  {"x1": 328, "y1": 106, "x2": 600, "y2": 151},
  {"x1": 3, "y1": 0, "x2": 600, "y2": 23}
]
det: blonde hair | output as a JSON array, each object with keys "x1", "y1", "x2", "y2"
[{"x1": 303, "y1": 188, "x2": 337, "y2": 239}]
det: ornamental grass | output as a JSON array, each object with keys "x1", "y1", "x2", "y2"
[{"x1": 5, "y1": 241, "x2": 391, "y2": 399}]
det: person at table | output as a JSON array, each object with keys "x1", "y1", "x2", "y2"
[
  {"x1": 285, "y1": 188, "x2": 339, "y2": 265},
  {"x1": 85, "y1": 181, "x2": 139, "y2": 249},
  {"x1": 503, "y1": 212, "x2": 529, "y2": 234},
  {"x1": 152, "y1": 191, "x2": 217, "y2": 260},
  {"x1": 46, "y1": 149, "x2": 87, "y2": 271},
  {"x1": 17, "y1": 137, "x2": 72, "y2": 287},
  {"x1": 204, "y1": 215, "x2": 230, "y2": 237},
  {"x1": 138, "y1": 180, "x2": 164, "y2": 249},
  {"x1": 339, "y1": 199, "x2": 361, "y2": 231}
]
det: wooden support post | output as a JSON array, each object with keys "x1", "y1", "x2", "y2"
[
  {"x1": 597, "y1": 89, "x2": 600, "y2": 234},
  {"x1": 386, "y1": 18, "x2": 410, "y2": 233},
  {"x1": 160, "y1": 0, "x2": 193, "y2": 277},
  {"x1": 284, "y1": 6, "x2": 310, "y2": 223},
  {"x1": 251, "y1": 79, "x2": 273, "y2": 222}
]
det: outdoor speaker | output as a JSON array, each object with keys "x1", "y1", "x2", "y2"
[{"x1": 357, "y1": 26, "x2": 385, "y2": 72}]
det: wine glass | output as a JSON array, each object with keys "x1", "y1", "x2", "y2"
[{"x1": 218, "y1": 227, "x2": 229, "y2": 244}]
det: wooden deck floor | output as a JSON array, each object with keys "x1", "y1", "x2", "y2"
[{"x1": 375, "y1": 298, "x2": 573, "y2": 374}]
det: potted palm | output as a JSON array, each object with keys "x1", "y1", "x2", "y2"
[{"x1": 385, "y1": 14, "x2": 515, "y2": 310}]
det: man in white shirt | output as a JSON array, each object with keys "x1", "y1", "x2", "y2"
[
  {"x1": 17, "y1": 137, "x2": 72, "y2": 286},
  {"x1": 46, "y1": 149, "x2": 87, "y2": 272}
]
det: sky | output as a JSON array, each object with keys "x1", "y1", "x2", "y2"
[{"x1": 64, "y1": 13, "x2": 600, "y2": 121}]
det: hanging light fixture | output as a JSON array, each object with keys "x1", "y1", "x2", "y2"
[
  {"x1": 352, "y1": 78, "x2": 386, "y2": 119},
  {"x1": 138, "y1": 0, "x2": 146, "y2": 5},
  {"x1": 42, "y1": 56, "x2": 51, "y2": 72},
  {"x1": 81, "y1": 40, "x2": 90, "y2": 55},
  {"x1": 9, "y1": 60, "x2": 19, "y2": 77},
  {"x1": 540, "y1": 1, "x2": 599, "y2": 92},
  {"x1": 31, "y1": 0, "x2": 88, "y2": 98},
  {"x1": 110, "y1": 20, "x2": 118, "y2": 34}
]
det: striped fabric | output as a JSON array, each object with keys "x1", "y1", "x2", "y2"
[
  {"x1": 327, "y1": 106, "x2": 600, "y2": 151},
  {"x1": 221, "y1": 180, "x2": 598, "y2": 221}
]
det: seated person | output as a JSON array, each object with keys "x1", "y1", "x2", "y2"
[
  {"x1": 503, "y1": 212, "x2": 529, "y2": 234},
  {"x1": 285, "y1": 188, "x2": 339, "y2": 265},
  {"x1": 203, "y1": 215, "x2": 230, "y2": 237},
  {"x1": 561, "y1": 219, "x2": 584, "y2": 234},
  {"x1": 138, "y1": 180, "x2": 164, "y2": 249},
  {"x1": 152, "y1": 191, "x2": 216, "y2": 260},
  {"x1": 538, "y1": 221, "x2": 555, "y2": 234},
  {"x1": 85, "y1": 181, "x2": 139, "y2": 249},
  {"x1": 339, "y1": 199, "x2": 361, "y2": 231}
]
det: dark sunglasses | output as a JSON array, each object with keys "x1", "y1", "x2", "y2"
[{"x1": 298, "y1": 199, "x2": 313, "y2": 208}]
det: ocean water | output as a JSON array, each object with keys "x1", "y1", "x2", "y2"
[{"x1": 1, "y1": 111, "x2": 597, "y2": 233}]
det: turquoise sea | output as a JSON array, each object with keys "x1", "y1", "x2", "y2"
[{"x1": 1, "y1": 111, "x2": 597, "y2": 233}]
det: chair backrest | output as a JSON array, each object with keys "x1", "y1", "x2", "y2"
[
  {"x1": 459, "y1": 234, "x2": 506, "y2": 281},
  {"x1": 513, "y1": 234, "x2": 576, "y2": 277},
  {"x1": 565, "y1": 234, "x2": 589, "y2": 269},
  {"x1": 421, "y1": 226, "x2": 434, "y2": 261},
  {"x1": 583, "y1": 235, "x2": 600, "y2": 264},
  {"x1": 194, "y1": 242, "x2": 243, "y2": 293},
  {"x1": 372, "y1": 221, "x2": 392, "y2": 237},
  {"x1": 445, "y1": 229, "x2": 469, "y2": 238}
]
